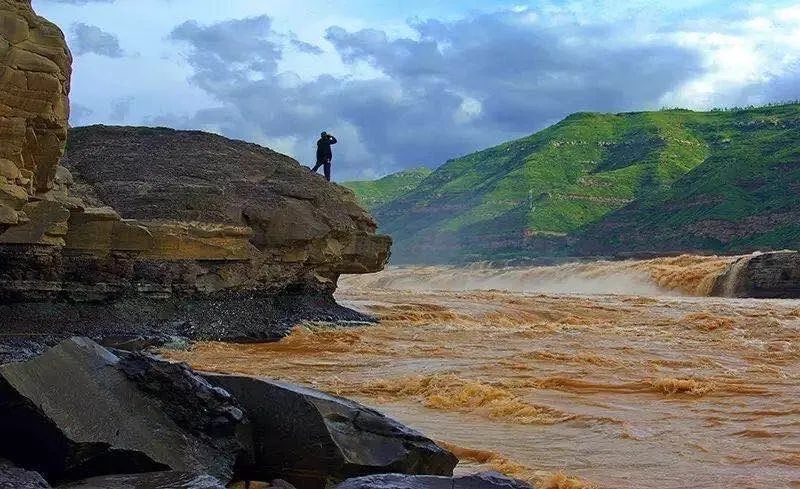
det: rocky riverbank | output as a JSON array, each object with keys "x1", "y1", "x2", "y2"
[{"x1": 0, "y1": 337, "x2": 533, "y2": 489}]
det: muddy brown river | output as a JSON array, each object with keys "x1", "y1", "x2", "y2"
[{"x1": 166, "y1": 256, "x2": 800, "y2": 488}]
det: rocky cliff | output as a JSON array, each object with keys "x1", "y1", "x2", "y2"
[
  {"x1": 63, "y1": 125, "x2": 391, "y2": 282},
  {"x1": 0, "y1": 1, "x2": 391, "y2": 362},
  {"x1": 0, "y1": 0, "x2": 71, "y2": 232}
]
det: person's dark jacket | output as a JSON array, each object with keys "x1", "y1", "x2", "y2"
[{"x1": 316, "y1": 135, "x2": 338, "y2": 161}]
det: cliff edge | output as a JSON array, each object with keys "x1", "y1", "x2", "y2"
[{"x1": 0, "y1": 1, "x2": 391, "y2": 361}]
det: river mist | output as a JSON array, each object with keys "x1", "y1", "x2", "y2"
[{"x1": 166, "y1": 255, "x2": 800, "y2": 488}]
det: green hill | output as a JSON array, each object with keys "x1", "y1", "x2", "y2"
[
  {"x1": 343, "y1": 167, "x2": 431, "y2": 209},
  {"x1": 364, "y1": 103, "x2": 800, "y2": 263}
]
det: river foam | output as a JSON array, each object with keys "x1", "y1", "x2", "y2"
[
  {"x1": 340, "y1": 254, "x2": 738, "y2": 297},
  {"x1": 167, "y1": 259, "x2": 800, "y2": 488}
]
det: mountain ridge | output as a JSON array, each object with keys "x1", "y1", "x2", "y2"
[{"x1": 348, "y1": 103, "x2": 800, "y2": 263}]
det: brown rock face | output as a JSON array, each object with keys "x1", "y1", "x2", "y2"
[
  {"x1": 62, "y1": 125, "x2": 392, "y2": 288},
  {"x1": 0, "y1": 0, "x2": 71, "y2": 200}
]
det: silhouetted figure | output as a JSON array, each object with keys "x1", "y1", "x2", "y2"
[{"x1": 311, "y1": 131, "x2": 337, "y2": 181}]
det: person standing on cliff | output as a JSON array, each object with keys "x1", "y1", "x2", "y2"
[{"x1": 311, "y1": 131, "x2": 337, "y2": 181}]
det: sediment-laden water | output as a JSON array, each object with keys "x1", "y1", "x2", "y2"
[{"x1": 167, "y1": 256, "x2": 800, "y2": 488}]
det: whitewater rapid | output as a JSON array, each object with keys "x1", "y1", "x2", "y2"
[
  {"x1": 167, "y1": 256, "x2": 800, "y2": 489},
  {"x1": 339, "y1": 255, "x2": 739, "y2": 297}
]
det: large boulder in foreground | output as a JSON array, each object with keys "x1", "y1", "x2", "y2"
[
  {"x1": 203, "y1": 373, "x2": 458, "y2": 489},
  {"x1": 63, "y1": 126, "x2": 392, "y2": 280},
  {"x1": 335, "y1": 472, "x2": 533, "y2": 489},
  {"x1": 712, "y1": 251, "x2": 800, "y2": 298},
  {"x1": 58, "y1": 472, "x2": 225, "y2": 489},
  {"x1": 0, "y1": 338, "x2": 245, "y2": 484}
]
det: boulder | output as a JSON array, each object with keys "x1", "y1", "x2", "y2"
[
  {"x1": 0, "y1": 459, "x2": 50, "y2": 489},
  {"x1": 57, "y1": 472, "x2": 225, "y2": 489},
  {"x1": 0, "y1": 338, "x2": 245, "y2": 484},
  {"x1": 203, "y1": 374, "x2": 458, "y2": 489},
  {"x1": 334, "y1": 472, "x2": 533, "y2": 489},
  {"x1": 712, "y1": 251, "x2": 800, "y2": 298}
]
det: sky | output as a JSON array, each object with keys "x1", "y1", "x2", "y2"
[{"x1": 35, "y1": 0, "x2": 800, "y2": 180}]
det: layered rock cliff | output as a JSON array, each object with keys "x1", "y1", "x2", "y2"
[
  {"x1": 0, "y1": 1, "x2": 391, "y2": 361},
  {"x1": 0, "y1": 0, "x2": 71, "y2": 233},
  {"x1": 62, "y1": 125, "x2": 391, "y2": 285}
]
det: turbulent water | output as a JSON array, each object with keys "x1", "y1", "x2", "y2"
[{"x1": 167, "y1": 255, "x2": 800, "y2": 489}]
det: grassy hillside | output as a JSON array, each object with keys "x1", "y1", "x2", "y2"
[
  {"x1": 575, "y1": 104, "x2": 800, "y2": 256},
  {"x1": 366, "y1": 103, "x2": 800, "y2": 263},
  {"x1": 343, "y1": 167, "x2": 431, "y2": 209}
]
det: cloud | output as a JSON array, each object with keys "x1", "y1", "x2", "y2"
[
  {"x1": 659, "y1": 4, "x2": 800, "y2": 107},
  {"x1": 70, "y1": 22, "x2": 124, "y2": 57},
  {"x1": 69, "y1": 103, "x2": 94, "y2": 126},
  {"x1": 290, "y1": 38, "x2": 324, "y2": 55},
  {"x1": 110, "y1": 96, "x2": 134, "y2": 121},
  {"x1": 165, "y1": 9, "x2": 704, "y2": 179}
]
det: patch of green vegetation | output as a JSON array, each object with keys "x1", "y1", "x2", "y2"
[
  {"x1": 342, "y1": 167, "x2": 432, "y2": 210},
  {"x1": 360, "y1": 102, "x2": 800, "y2": 263}
]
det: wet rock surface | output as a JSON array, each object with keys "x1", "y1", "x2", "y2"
[
  {"x1": 0, "y1": 339, "x2": 469, "y2": 489},
  {"x1": 203, "y1": 373, "x2": 458, "y2": 489},
  {"x1": 334, "y1": 472, "x2": 534, "y2": 489},
  {"x1": 0, "y1": 338, "x2": 244, "y2": 484},
  {"x1": 712, "y1": 251, "x2": 800, "y2": 298}
]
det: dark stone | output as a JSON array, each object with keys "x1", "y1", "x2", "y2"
[
  {"x1": 203, "y1": 374, "x2": 458, "y2": 489},
  {"x1": 0, "y1": 459, "x2": 51, "y2": 489},
  {"x1": 115, "y1": 351, "x2": 248, "y2": 457},
  {"x1": 267, "y1": 480, "x2": 298, "y2": 489},
  {"x1": 0, "y1": 291, "x2": 375, "y2": 364},
  {"x1": 57, "y1": 471, "x2": 225, "y2": 488},
  {"x1": 712, "y1": 251, "x2": 800, "y2": 298},
  {"x1": 0, "y1": 338, "x2": 244, "y2": 484},
  {"x1": 334, "y1": 472, "x2": 534, "y2": 489}
]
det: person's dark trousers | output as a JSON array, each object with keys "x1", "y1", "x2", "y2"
[{"x1": 312, "y1": 157, "x2": 332, "y2": 181}]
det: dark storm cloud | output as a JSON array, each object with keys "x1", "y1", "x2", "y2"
[
  {"x1": 750, "y1": 65, "x2": 800, "y2": 104},
  {"x1": 325, "y1": 15, "x2": 701, "y2": 131},
  {"x1": 167, "y1": 10, "x2": 704, "y2": 178},
  {"x1": 70, "y1": 22, "x2": 124, "y2": 57}
]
